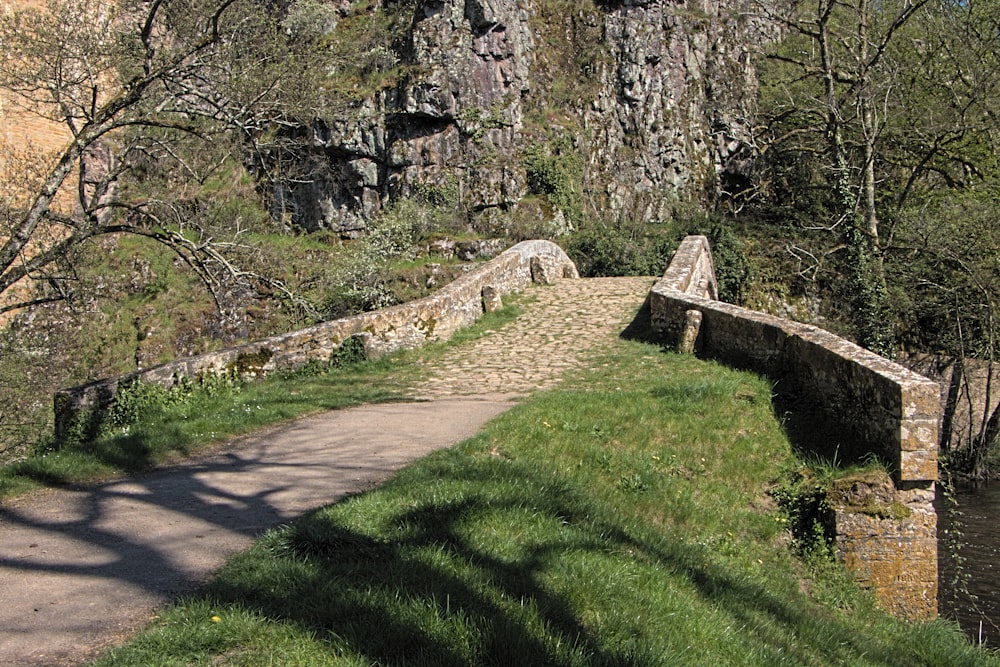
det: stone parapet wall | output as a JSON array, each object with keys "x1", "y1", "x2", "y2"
[
  {"x1": 650, "y1": 235, "x2": 939, "y2": 619},
  {"x1": 651, "y1": 237, "x2": 938, "y2": 483},
  {"x1": 54, "y1": 239, "x2": 579, "y2": 437}
]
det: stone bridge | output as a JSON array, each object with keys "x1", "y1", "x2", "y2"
[
  {"x1": 651, "y1": 236, "x2": 939, "y2": 620},
  {"x1": 53, "y1": 236, "x2": 939, "y2": 620}
]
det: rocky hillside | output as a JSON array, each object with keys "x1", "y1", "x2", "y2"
[{"x1": 268, "y1": 0, "x2": 765, "y2": 236}]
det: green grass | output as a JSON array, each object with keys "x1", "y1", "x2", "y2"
[
  {"x1": 0, "y1": 300, "x2": 527, "y2": 498},
  {"x1": 91, "y1": 341, "x2": 997, "y2": 666},
  {"x1": 0, "y1": 358, "x2": 410, "y2": 498}
]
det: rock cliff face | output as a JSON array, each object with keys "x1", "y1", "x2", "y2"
[{"x1": 271, "y1": 0, "x2": 764, "y2": 234}]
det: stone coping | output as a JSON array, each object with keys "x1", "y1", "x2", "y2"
[{"x1": 650, "y1": 236, "x2": 939, "y2": 483}]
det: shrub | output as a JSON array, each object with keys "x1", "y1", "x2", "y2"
[
  {"x1": 521, "y1": 140, "x2": 584, "y2": 223},
  {"x1": 566, "y1": 219, "x2": 676, "y2": 277}
]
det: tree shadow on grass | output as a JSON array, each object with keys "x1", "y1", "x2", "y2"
[
  {"x1": 0, "y1": 400, "x2": 512, "y2": 665},
  {"x1": 198, "y1": 454, "x2": 917, "y2": 667}
]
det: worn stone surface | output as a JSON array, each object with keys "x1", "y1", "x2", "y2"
[
  {"x1": 415, "y1": 276, "x2": 655, "y2": 398},
  {"x1": 677, "y1": 309, "x2": 702, "y2": 354},
  {"x1": 832, "y1": 473, "x2": 938, "y2": 620},
  {"x1": 482, "y1": 285, "x2": 503, "y2": 312},
  {"x1": 584, "y1": 0, "x2": 767, "y2": 222}
]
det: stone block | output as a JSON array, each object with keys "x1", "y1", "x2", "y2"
[
  {"x1": 896, "y1": 481, "x2": 936, "y2": 506},
  {"x1": 529, "y1": 255, "x2": 556, "y2": 284},
  {"x1": 834, "y1": 505, "x2": 938, "y2": 620},
  {"x1": 900, "y1": 449, "x2": 938, "y2": 482},
  {"x1": 899, "y1": 418, "x2": 938, "y2": 452},
  {"x1": 901, "y1": 381, "x2": 945, "y2": 420},
  {"x1": 482, "y1": 285, "x2": 503, "y2": 313},
  {"x1": 677, "y1": 309, "x2": 702, "y2": 354}
]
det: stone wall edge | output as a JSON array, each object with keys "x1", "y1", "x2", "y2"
[{"x1": 53, "y1": 240, "x2": 577, "y2": 437}]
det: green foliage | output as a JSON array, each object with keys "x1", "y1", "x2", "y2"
[
  {"x1": 281, "y1": 0, "x2": 341, "y2": 41},
  {"x1": 845, "y1": 226, "x2": 896, "y2": 358},
  {"x1": 411, "y1": 178, "x2": 462, "y2": 211},
  {"x1": 320, "y1": 203, "x2": 424, "y2": 316},
  {"x1": 521, "y1": 140, "x2": 585, "y2": 224},
  {"x1": 710, "y1": 228, "x2": 753, "y2": 305},
  {"x1": 771, "y1": 468, "x2": 836, "y2": 561},
  {"x1": 459, "y1": 102, "x2": 513, "y2": 143},
  {"x1": 107, "y1": 379, "x2": 187, "y2": 431},
  {"x1": 301, "y1": 0, "x2": 417, "y2": 108},
  {"x1": 566, "y1": 219, "x2": 677, "y2": 277},
  {"x1": 891, "y1": 188, "x2": 1000, "y2": 356},
  {"x1": 887, "y1": 186, "x2": 1000, "y2": 476},
  {"x1": 331, "y1": 336, "x2": 368, "y2": 368},
  {"x1": 749, "y1": 0, "x2": 1000, "y2": 359}
]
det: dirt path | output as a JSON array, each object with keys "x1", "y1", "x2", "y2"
[{"x1": 0, "y1": 277, "x2": 653, "y2": 666}]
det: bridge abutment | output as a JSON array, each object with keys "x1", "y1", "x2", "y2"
[{"x1": 651, "y1": 235, "x2": 939, "y2": 620}]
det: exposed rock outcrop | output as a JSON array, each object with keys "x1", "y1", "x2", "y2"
[
  {"x1": 269, "y1": 0, "x2": 765, "y2": 234},
  {"x1": 583, "y1": 0, "x2": 762, "y2": 219}
]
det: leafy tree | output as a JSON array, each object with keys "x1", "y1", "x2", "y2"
[
  {"x1": 751, "y1": 0, "x2": 1000, "y2": 349},
  {"x1": 752, "y1": 0, "x2": 1000, "y2": 473},
  {"x1": 0, "y1": 0, "x2": 320, "y2": 317},
  {"x1": 752, "y1": 0, "x2": 932, "y2": 356},
  {"x1": 893, "y1": 189, "x2": 1000, "y2": 479}
]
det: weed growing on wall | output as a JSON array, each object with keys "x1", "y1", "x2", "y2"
[
  {"x1": 331, "y1": 336, "x2": 368, "y2": 368},
  {"x1": 771, "y1": 469, "x2": 836, "y2": 561},
  {"x1": 107, "y1": 379, "x2": 190, "y2": 431}
]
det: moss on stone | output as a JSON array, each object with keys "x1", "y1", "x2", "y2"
[
  {"x1": 825, "y1": 470, "x2": 912, "y2": 519},
  {"x1": 417, "y1": 316, "x2": 438, "y2": 338},
  {"x1": 232, "y1": 348, "x2": 274, "y2": 376}
]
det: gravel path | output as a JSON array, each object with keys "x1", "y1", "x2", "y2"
[{"x1": 0, "y1": 276, "x2": 653, "y2": 666}]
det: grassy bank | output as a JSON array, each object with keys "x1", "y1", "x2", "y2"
[
  {"x1": 92, "y1": 341, "x2": 995, "y2": 666},
  {"x1": 0, "y1": 302, "x2": 525, "y2": 499}
]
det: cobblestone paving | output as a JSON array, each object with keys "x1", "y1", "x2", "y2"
[{"x1": 413, "y1": 276, "x2": 656, "y2": 398}]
